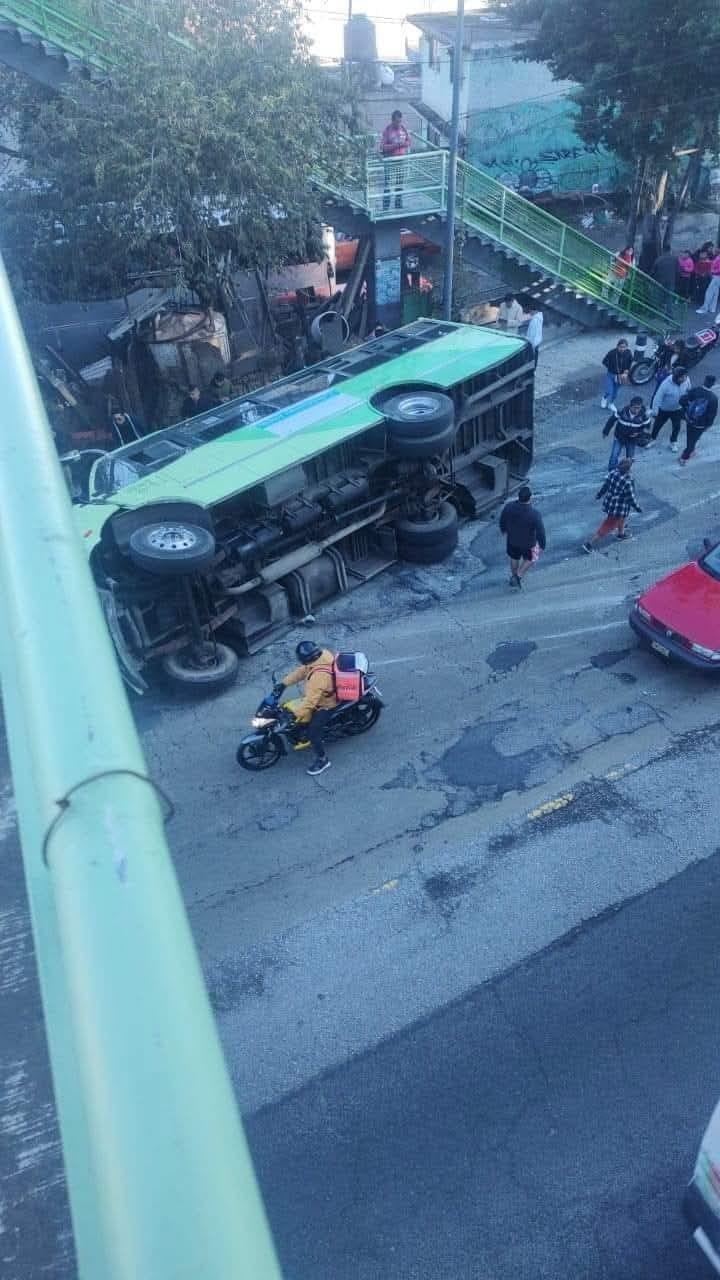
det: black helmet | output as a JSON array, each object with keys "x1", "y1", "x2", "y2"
[{"x1": 296, "y1": 640, "x2": 323, "y2": 663}]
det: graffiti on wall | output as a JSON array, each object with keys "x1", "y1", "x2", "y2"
[
  {"x1": 375, "y1": 255, "x2": 401, "y2": 306},
  {"x1": 468, "y1": 99, "x2": 629, "y2": 195}
]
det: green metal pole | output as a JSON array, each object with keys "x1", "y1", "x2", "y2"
[{"x1": 0, "y1": 255, "x2": 282, "y2": 1279}]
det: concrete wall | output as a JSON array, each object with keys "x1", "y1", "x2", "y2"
[
  {"x1": 418, "y1": 35, "x2": 470, "y2": 131},
  {"x1": 466, "y1": 52, "x2": 627, "y2": 195},
  {"x1": 415, "y1": 28, "x2": 628, "y2": 195}
]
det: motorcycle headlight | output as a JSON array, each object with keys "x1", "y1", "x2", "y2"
[{"x1": 251, "y1": 715, "x2": 276, "y2": 728}]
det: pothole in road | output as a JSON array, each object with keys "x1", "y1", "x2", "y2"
[
  {"x1": 590, "y1": 648, "x2": 633, "y2": 669},
  {"x1": 435, "y1": 718, "x2": 566, "y2": 800},
  {"x1": 486, "y1": 640, "x2": 537, "y2": 673}
]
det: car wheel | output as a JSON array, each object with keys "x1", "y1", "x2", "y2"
[
  {"x1": 128, "y1": 522, "x2": 216, "y2": 576},
  {"x1": 160, "y1": 642, "x2": 239, "y2": 694},
  {"x1": 396, "y1": 501, "x2": 459, "y2": 564}
]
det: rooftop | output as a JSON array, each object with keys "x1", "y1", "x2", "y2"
[{"x1": 406, "y1": 9, "x2": 530, "y2": 46}]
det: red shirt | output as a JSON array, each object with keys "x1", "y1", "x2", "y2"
[{"x1": 381, "y1": 123, "x2": 410, "y2": 157}]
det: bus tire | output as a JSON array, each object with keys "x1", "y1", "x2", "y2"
[
  {"x1": 388, "y1": 422, "x2": 457, "y2": 459},
  {"x1": 128, "y1": 522, "x2": 216, "y2": 575},
  {"x1": 161, "y1": 642, "x2": 239, "y2": 694},
  {"x1": 396, "y1": 501, "x2": 459, "y2": 563},
  {"x1": 383, "y1": 390, "x2": 455, "y2": 436}
]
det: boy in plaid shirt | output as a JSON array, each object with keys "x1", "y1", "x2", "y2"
[{"x1": 582, "y1": 458, "x2": 642, "y2": 552}]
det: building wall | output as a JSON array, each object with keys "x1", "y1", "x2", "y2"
[
  {"x1": 466, "y1": 51, "x2": 627, "y2": 195},
  {"x1": 418, "y1": 35, "x2": 470, "y2": 130},
  {"x1": 415, "y1": 28, "x2": 628, "y2": 195}
]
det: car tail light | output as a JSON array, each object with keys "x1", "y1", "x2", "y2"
[{"x1": 691, "y1": 643, "x2": 720, "y2": 661}]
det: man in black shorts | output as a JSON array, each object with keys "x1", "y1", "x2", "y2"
[{"x1": 499, "y1": 484, "x2": 547, "y2": 588}]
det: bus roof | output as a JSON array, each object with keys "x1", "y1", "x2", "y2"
[{"x1": 82, "y1": 321, "x2": 527, "y2": 522}]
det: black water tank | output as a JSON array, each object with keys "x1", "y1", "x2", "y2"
[{"x1": 344, "y1": 13, "x2": 377, "y2": 64}]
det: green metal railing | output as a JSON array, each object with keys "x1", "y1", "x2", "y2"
[
  {"x1": 0, "y1": 0, "x2": 194, "y2": 69},
  {"x1": 315, "y1": 148, "x2": 687, "y2": 333},
  {"x1": 0, "y1": 250, "x2": 282, "y2": 1277},
  {"x1": 0, "y1": 0, "x2": 116, "y2": 68},
  {"x1": 457, "y1": 160, "x2": 686, "y2": 334},
  {"x1": 365, "y1": 151, "x2": 447, "y2": 220}
]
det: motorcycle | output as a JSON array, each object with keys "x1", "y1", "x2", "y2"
[
  {"x1": 630, "y1": 325, "x2": 719, "y2": 386},
  {"x1": 236, "y1": 664, "x2": 384, "y2": 771}
]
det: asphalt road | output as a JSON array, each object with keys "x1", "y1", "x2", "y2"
[
  {"x1": 247, "y1": 848, "x2": 720, "y2": 1280},
  {"x1": 3, "y1": 331, "x2": 720, "y2": 1277}
]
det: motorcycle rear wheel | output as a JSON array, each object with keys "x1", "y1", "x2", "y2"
[
  {"x1": 629, "y1": 359, "x2": 656, "y2": 386},
  {"x1": 342, "y1": 700, "x2": 382, "y2": 735},
  {"x1": 236, "y1": 737, "x2": 282, "y2": 770}
]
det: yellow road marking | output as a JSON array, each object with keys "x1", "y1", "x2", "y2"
[
  {"x1": 372, "y1": 878, "x2": 399, "y2": 894},
  {"x1": 527, "y1": 793, "x2": 574, "y2": 820}
]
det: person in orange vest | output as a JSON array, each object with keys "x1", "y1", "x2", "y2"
[{"x1": 381, "y1": 110, "x2": 410, "y2": 212}]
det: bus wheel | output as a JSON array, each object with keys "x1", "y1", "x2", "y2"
[
  {"x1": 395, "y1": 501, "x2": 459, "y2": 564},
  {"x1": 382, "y1": 390, "x2": 455, "y2": 435},
  {"x1": 128, "y1": 522, "x2": 216, "y2": 575},
  {"x1": 388, "y1": 422, "x2": 457, "y2": 459},
  {"x1": 160, "y1": 642, "x2": 239, "y2": 694}
]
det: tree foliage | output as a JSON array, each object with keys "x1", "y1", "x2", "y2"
[
  {"x1": 0, "y1": 0, "x2": 350, "y2": 304},
  {"x1": 509, "y1": 0, "x2": 720, "y2": 197}
]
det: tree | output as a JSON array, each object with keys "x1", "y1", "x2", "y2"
[
  {"x1": 509, "y1": 0, "x2": 720, "y2": 234},
  {"x1": 0, "y1": 0, "x2": 351, "y2": 307}
]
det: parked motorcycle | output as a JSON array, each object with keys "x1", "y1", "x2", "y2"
[
  {"x1": 236, "y1": 665, "x2": 384, "y2": 771},
  {"x1": 630, "y1": 325, "x2": 719, "y2": 386}
]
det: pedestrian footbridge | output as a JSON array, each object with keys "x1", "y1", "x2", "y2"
[{"x1": 316, "y1": 147, "x2": 687, "y2": 336}]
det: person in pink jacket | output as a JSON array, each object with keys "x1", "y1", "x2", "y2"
[{"x1": 697, "y1": 250, "x2": 720, "y2": 316}]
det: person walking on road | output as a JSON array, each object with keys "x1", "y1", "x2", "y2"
[
  {"x1": 602, "y1": 396, "x2": 652, "y2": 469},
  {"x1": 679, "y1": 374, "x2": 719, "y2": 465},
  {"x1": 648, "y1": 366, "x2": 692, "y2": 451},
  {"x1": 582, "y1": 458, "x2": 642, "y2": 551},
  {"x1": 381, "y1": 110, "x2": 410, "y2": 211},
  {"x1": 524, "y1": 307, "x2": 543, "y2": 368},
  {"x1": 600, "y1": 338, "x2": 632, "y2": 408},
  {"x1": 499, "y1": 484, "x2": 546, "y2": 588}
]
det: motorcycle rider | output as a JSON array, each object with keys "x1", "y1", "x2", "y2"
[{"x1": 275, "y1": 640, "x2": 338, "y2": 776}]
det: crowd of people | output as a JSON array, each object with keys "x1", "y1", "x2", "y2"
[
  {"x1": 497, "y1": 336, "x2": 719, "y2": 585},
  {"x1": 643, "y1": 239, "x2": 720, "y2": 311}
]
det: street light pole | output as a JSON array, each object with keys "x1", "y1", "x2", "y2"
[{"x1": 443, "y1": 0, "x2": 465, "y2": 320}]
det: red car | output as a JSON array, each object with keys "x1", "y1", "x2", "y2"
[{"x1": 630, "y1": 540, "x2": 720, "y2": 669}]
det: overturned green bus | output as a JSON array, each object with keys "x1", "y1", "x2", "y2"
[{"x1": 73, "y1": 321, "x2": 534, "y2": 692}]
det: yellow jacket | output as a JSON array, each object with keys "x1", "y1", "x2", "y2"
[{"x1": 280, "y1": 649, "x2": 338, "y2": 723}]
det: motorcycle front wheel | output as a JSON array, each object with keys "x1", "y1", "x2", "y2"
[
  {"x1": 629, "y1": 359, "x2": 656, "y2": 386},
  {"x1": 342, "y1": 699, "x2": 382, "y2": 735},
  {"x1": 236, "y1": 736, "x2": 282, "y2": 770}
]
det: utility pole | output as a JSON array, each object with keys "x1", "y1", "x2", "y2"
[{"x1": 443, "y1": 0, "x2": 465, "y2": 320}]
